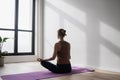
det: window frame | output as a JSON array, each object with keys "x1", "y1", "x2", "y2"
[{"x1": 0, "y1": 0, "x2": 35, "y2": 56}]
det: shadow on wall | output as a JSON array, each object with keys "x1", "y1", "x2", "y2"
[
  {"x1": 63, "y1": 0, "x2": 120, "y2": 67},
  {"x1": 45, "y1": 0, "x2": 120, "y2": 67}
]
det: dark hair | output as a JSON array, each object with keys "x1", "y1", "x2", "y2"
[{"x1": 58, "y1": 29, "x2": 66, "y2": 37}]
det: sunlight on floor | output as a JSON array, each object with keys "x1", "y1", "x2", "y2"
[{"x1": 0, "y1": 62, "x2": 45, "y2": 76}]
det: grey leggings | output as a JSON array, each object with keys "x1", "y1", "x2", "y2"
[{"x1": 40, "y1": 61, "x2": 71, "y2": 74}]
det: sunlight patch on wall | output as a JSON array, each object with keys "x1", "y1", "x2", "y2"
[
  {"x1": 100, "y1": 22, "x2": 120, "y2": 48},
  {"x1": 100, "y1": 44, "x2": 120, "y2": 69},
  {"x1": 44, "y1": 6, "x2": 60, "y2": 31},
  {"x1": 44, "y1": 6, "x2": 61, "y2": 58},
  {"x1": 44, "y1": 6, "x2": 60, "y2": 43},
  {"x1": 46, "y1": 0, "x2": 87, "y2": 26},
  {"x1": 63, "y1": 19, "x2": 87, "y2": 65}
]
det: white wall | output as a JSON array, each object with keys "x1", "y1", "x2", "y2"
[{"x1": 44, "y1": 0, "x2": 120, "y2": 72}]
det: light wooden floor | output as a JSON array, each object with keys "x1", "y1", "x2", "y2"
[{"x1": 0, "y1": 62, "x2": 120, "y2": 80}]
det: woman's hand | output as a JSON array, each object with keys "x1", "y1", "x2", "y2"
[{"x1": 37, "y1": 58, "x2": 43, "y2": 62}]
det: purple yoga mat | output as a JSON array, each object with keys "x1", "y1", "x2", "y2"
[{"x1": 1, "y1": 67, "x2": 94, "y2": 80}]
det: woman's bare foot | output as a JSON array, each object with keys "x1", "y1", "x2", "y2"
[{"x1": 37, "y1": 58, "x2": 43, "y2": 62}]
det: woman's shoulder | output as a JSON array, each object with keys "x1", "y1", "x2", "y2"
[
  {"x1": 65, "y1": 41, "x2": 70, "y2": 44},
  {"x1": 57, "y1": 41, "x2": 70, "y2": 45},
  {"x1": 63, "y1": 41, "x2": 70, "y2": 45},
  {"x1": 55, "y1": 42, "x2": 61, "y2": 46}
]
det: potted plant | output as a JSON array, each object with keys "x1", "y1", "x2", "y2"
[{"x1": 0, "y1": 36, "x2": 9, "y2": 67}]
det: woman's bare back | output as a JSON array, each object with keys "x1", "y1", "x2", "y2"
[{"x1": 56, "y1": 41, "x2": 71, "y2": 64}]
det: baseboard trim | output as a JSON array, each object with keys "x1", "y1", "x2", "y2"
[{"x1": 85, "y1": 65, "x2": 120, "y2": 74}]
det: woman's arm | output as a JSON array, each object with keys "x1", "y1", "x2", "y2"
[{"x1": 42, "y1": 43, "x2": 58, "y2": 61}]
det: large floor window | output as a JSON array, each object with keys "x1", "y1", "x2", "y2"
[{"x1": 0, "y1": 0, "x2": 35, "y2": 55}]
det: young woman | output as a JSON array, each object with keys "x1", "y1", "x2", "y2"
[{"x1": 37, "y1": 29, "x2": 71, "y2": 73}]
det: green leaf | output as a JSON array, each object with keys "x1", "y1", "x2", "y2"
[
  {"x1": 0, "y1": 36, "x2": 2, "y2": 42},
  {"x1": 3, "y1": 37, "x2": 9, "y2": 42}
]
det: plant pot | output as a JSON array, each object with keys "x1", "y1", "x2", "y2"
[{"x1": 0, "y1": 57, "x2": 4, "y2": 67}]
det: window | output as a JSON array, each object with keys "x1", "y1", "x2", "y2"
[{"x1": 0, "y1": 0, "x2": 35, "y2": 55}]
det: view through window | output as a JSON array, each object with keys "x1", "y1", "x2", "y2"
[{"x1": 0, "y1": 0, "x2": 35, "y2": 55}]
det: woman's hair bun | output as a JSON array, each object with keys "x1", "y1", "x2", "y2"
[{"x1": 58, "y1": 28, "x2": 66, "y2": 37}]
